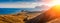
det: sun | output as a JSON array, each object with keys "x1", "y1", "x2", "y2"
[
  {"x1": 50, "y1": 0, "x2": 60, "y2": 9},
  {"x1": 51, "y1": 0, "x2": 60, "y2": 5},
  {"x1": 48, "y1": 0, "x2": 60, "y2": 17},
  {"x1": 50, "y1": 0, "x2": 60, "y2": 12},
  {"x1": 46, "y1": 0, "x2": 60, "y2": 7}
]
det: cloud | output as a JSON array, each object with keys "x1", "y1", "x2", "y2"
[
  {"x1": 0, "y1": 0, "x2": 42, "y2": 8},
  {"x1": 0, "y1": 2, "x2": 41, "y2": 8}
]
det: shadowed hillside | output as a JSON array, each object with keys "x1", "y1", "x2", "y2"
[{"x1": 27, "y1": 5, "x2": 60, "y2": 23}]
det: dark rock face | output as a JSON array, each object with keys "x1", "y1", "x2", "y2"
[{"x1": 26, "y1": 12, "x2": 51, "y2": 23}]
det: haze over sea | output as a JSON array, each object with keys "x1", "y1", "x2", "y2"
[{"x1": 0, "y1": 8, "x2": 41, "y2": 14}]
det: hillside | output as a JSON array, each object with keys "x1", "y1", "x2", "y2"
[{"x1": 0, "y1": 12, "x2": 41, "y2": 23}]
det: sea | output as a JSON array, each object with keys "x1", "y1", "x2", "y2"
[{"x1": 0, "y1": 8, "x2": 41, "y2": 14}]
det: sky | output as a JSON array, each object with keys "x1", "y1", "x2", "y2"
[
  {"x1": 0, "y1": 0, "x2": 41, "y2": 2},
  {"x1": 0, "y1": 0, "x2": 42, "y2": 8},
  {"x1": 0, "y1": 0, "x2": 54, "y2": 14}
]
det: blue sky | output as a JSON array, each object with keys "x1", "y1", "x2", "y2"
[
  {"x1": 0, "y1": 0, "x2": 42, "y2": 8},
  {"x1": 0, "y1": 0, "x2": 41, "y2": 2}
]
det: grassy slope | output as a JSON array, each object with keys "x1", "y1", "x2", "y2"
[{"x1": 0, "y1": 12, "x2": 41, "y2": 23}]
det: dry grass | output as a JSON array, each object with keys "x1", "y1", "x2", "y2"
[
  {"x1": 0, "y1": 12, "x2": 27, "y2": 23},
  {"x1": 0, "y1": 15, "x2": 25, "y2": 23},
  {"x1": 0, "y1": 12, "x2": 41, "y2": 23}
]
